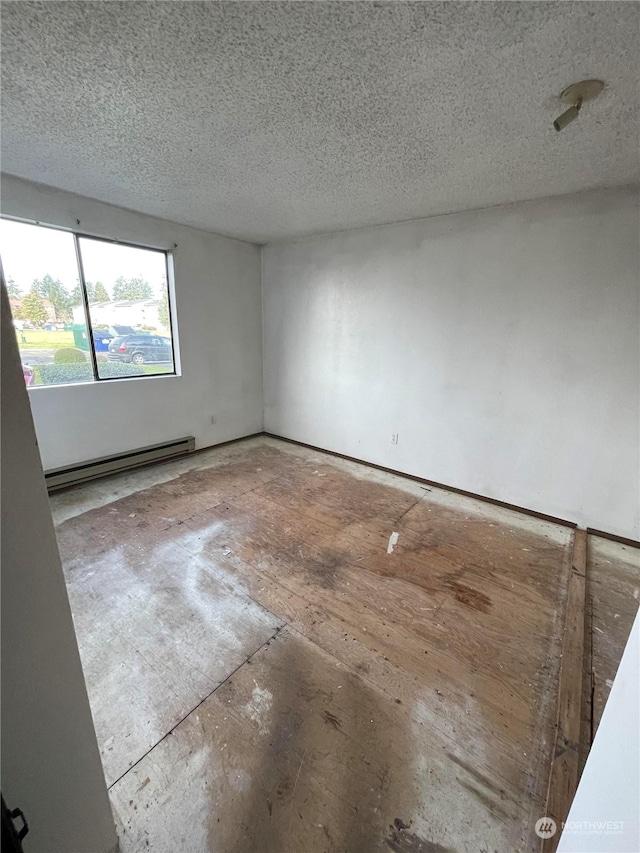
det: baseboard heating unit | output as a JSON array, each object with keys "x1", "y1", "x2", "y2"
[{"x1": 44, "y1": 436, "x2": 196, "y2": 492}]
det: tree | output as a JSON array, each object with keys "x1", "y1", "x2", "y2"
[
  {"x1": 6, "y1": 276, "x2": 22, "y2": 298},
  {"x1": 113, "y1": 276, "x2": 153, "y2": 301},
  {"x1": 33, "y1": 274, "x2": 72, "y2": 322},
  {"x1": 157, "y1": 291, "x2": 170, "y2": 330},
  {"x1": 70, "y1": 280, "x2": 96, "y2": 306},
  {"x1": 94, "y1": 281, "x2": 110, "y2": 302},
  {"x1": 21, "y1": 289, "x2": 48, "y2": 326}
]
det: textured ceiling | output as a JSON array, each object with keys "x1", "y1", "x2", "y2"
[{"x1": 2, "y1": 1, "x2": 638, "y2": 243}]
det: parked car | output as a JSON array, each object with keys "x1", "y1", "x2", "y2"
[
  {"x1": 108, "y1": 335, "x2": 172, "y2": 365},
  {"x1": 22, "y1": 363, "x2": 35, "y2": 386}
]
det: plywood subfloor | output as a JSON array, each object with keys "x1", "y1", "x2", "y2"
[{"x1": 53, "y1": 437, "x2": 577, "y2": 853}]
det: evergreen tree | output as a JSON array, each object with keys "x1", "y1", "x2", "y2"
[
  {"x1": 6, "y1": 276, "x2": 22, "y2": 298},
  {"x1": 33, "y1": 274, "x2": 72, "y2": 321},
  {"x1": 21, "y1": 289, "x2": 48, "y2": 326},
  {"x1": 70, "y1": 280, "x2": 96, "y2": 305},
  {"x1": 113, "y1": 276, "x2": 153, "y2": 301},
  {"x1": 157, "y1": 291, "x2": 170, "y2": 330},
  {"x1": 94, "y1": 281, "x2": 110, "y2": 302}
]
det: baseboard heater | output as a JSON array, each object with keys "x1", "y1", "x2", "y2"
[{"x1": 44, "y1": 436, "x2": 196, "y2": 492}]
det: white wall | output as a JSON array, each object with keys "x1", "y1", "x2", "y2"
[
  {"x1": 1, "y1": 175, "x2": 263, "y2": 470},
  {"x1": 4, "y1": 178, "x2": 638, "y2": 537},
  {"x1": 1, "y1": 283, "x2": 118, "y2": 852},
  {"x1": 263, "y1": 186, "x2": 640, "y2": 539}
]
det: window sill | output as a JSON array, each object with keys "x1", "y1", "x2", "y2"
[{"x1": 26, "y1": 372, "x2": 181, "y2": 391}]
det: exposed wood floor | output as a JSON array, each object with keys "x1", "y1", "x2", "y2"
[{"x1": 50, "y1": 437, "x2": 638, "y2": 853}]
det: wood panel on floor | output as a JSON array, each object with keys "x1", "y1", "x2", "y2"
[
  {"x1": 111, "y1": 627, "x2": 530, "y2": 853},
  {"x1": 61, "y1": 530, "x2": 282, "y2": 785},
  {"x1": 54, "y1": 444, "x2": 312, "y2": 554},
  {"x1": 171, "y1": 492, "x2": 571, "y2": 805},
  {"x1": 159, "y1": 451, "x2": 569, "y2": 847},
  {"x1": 52, "y1": 441, "x2": 575, "y2": 851}
]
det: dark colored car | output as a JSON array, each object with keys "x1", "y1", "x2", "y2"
[{"x1": 107, "y1": 335, "x2": 173, "y2": 366}]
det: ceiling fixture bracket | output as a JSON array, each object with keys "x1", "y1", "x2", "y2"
[{"x1": 553, "y1": 79, "x2": 604, "y2": 132}]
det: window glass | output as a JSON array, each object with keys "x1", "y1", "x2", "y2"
[
  {"x1": 77, "y1": 237, "x2": 175, "y2": 379},
  {"x1": 0, "y1": 217, "x2": 177, "y2": 388},
  {"x1": 0, "y1": 219, "x2": 92, "y2": 386}
]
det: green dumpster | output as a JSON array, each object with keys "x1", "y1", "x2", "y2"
[{"x1": 72, "y1": 324, "x2": 89, "y2": 351}]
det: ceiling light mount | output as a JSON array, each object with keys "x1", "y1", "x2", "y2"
[{"x1": 553, "y1": 79, "x2": 604, "y2": 132}]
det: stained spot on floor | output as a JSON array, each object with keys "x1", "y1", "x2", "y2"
[
  {"x1": 322, "y1": 710, "x2": 342, "y2": 730},
  {"x1": 449, "y1": 582, "x2": 492, "y2": 612},
  {"x1": 385, "y1": 822, "x2": 456, "y2": 853}
]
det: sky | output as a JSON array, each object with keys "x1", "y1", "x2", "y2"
[{"x1": 0, "y1": 218, "x2": 168, "y2": 300}]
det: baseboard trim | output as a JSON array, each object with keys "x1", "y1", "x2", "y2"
[
  {"x1": 72, "y1": 429, "x2": 636, "y2": 549},
  {"x1": 259, "y1": 432, "x2": 638, "y2": 549},
  {"x1": 263, "y1": 432, "x2": 578, "y2": 530},
  {"x1": 585, "y1": 527, "x2": 640, "y2": 549},
  {"x1": 192, "y1": 431, "x2": 265, "y2": 456}
]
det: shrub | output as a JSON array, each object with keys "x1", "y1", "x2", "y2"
[
  {"x1": 35, "y1": 362, "x2": 145, "y2": 385},
  {"x1": 54, "y1": 347, "x2": 86, "y2": 364},
  {"x1": 35, "y1": 363, "x2": 93, "y2": 384},
  {"x1": 98, "y1": 363, "x2": 145, "y2": 379}
]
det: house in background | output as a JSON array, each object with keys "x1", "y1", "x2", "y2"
[
  {"x1": 72, "y1": 299, "x2": 167, "y2": 332},
  {"x1": 10, "y1": 296, "x2": 57, "y2": 325}
]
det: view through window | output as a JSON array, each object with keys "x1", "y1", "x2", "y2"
[{"x1": 0, "y1": 218, "x2": 176, "y2": 387}]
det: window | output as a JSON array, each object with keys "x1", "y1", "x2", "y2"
[{"x1": 0, "y1": 218, "x2": 176, "y2": 387}]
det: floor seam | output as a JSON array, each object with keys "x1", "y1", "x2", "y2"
[
  {"x1": 392, "y1": 485, "x2": 431, "y2": 527},
  {"x1": 106, "y1": 624, "x2": 285, "y2": 792},
  {"x1": 147, "y1": 468, "x2": 290, "y2": 537},
  {"x1": 165, "y1": 536, "x2": 288, "y2": 623}
]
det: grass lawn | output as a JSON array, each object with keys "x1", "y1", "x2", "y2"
[
  {"x1": 17, "y1": 329, "x2": 76, "y2": 350},
  {"x1": 141, "y1": 364, "x2": 174, "y2": 375},
  {"x1": 93, "y1": 362, "x2": 173, "y2": 376}
]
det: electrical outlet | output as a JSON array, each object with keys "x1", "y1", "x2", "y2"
[{"x1": 391, "y1": 433, "x2": 399, "y2": 445}]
